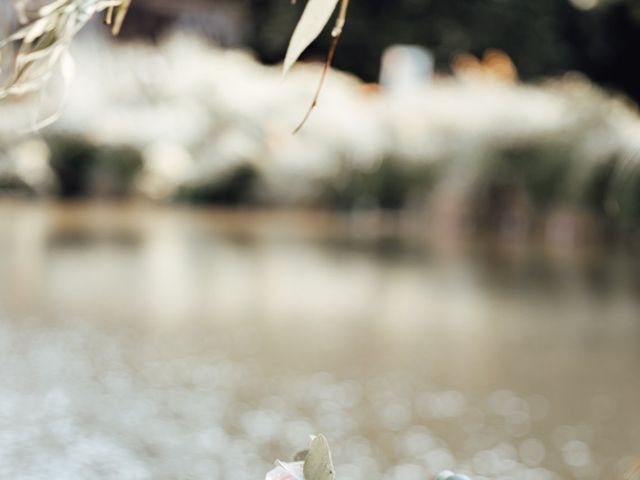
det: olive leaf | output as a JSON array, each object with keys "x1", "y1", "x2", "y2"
[{"x1": 283, "y1": 0, "x2": 340, "y2": 77}]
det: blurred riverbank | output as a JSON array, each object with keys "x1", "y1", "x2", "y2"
[{"x1": 2, "y1": 34, "x2": 640, "y2": 245}]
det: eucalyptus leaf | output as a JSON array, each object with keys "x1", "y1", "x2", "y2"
[{"x1": 303, "y1": 435, "x2": 335, "y2": 480}]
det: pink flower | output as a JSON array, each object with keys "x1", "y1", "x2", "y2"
[{"x1": 266, "y1": 461, "x2": 305, "y2": 480}]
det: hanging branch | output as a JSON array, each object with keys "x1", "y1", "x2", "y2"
[
  {"x1": 293, "y1": 0, "x2": 349, "y2": 134},
  {"x1": 0, "y1": 0, "x2": 132, "y2": 103},
  {"x1": 283, "y1": 0, "x2": 350, "y2": 133},
  {"x1": 0, "y1": 0, "x2": 349, "y2": 131}
]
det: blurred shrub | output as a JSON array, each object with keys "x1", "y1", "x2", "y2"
[
  {"x1": 0, "y1": 174, "x2": 35, "y2": 197},
  {"x1": 47, "y1": 135, "x2": 97, "y2": 198},
  {"x1": 606, "y1": 165, "x2": 640, "y2": 227},
  {"x1": 47, "y1": 135, "x2": 143, "y2": 199},
  {"x1": 564, "y1": 153, "x2": 640, "y2": 238},
  {"x1": 322, "y1": 157, "x2": 439, "y2": 211},
  {"x1": 474, "y1": 142, "x2": 574, "y2": 218},
  {"x1": 176, "y1": 163, "x2": 259, "y2": 205},
  {"x1": 579, "y1": 155, "x2": 619, "y2": 218},
  {"x1": 91, "y1": 145, "x2": 144, "y2": 198}
]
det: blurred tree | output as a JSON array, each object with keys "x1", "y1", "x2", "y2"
[
  {"x1": 5, "y1": 0, "x2": 639, "y2": 103},
  {"x1": 564, "y1": 0, "x2": 640, "y2": 102},
  {"x1": 117, "y1": 0, "x2": 640, "y2": 101},
  {"x1": 249, "y1": 0, "x2": 574, "y2": 79},
  {"x1": 246, "y1": 0, "x2": 640, "y2": 101}
]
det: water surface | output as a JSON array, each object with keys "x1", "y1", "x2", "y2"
[{"x1": 0, "y1": 201, "x2": 638, "y2": 480}]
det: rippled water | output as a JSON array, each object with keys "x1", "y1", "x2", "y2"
[{"x1": 0, "y1": 202, "x2": 639, "y2": 480}]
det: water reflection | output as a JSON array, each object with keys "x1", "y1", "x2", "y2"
[{"x1": 0, "y1": 201, "x2": 639, "y2": 480}]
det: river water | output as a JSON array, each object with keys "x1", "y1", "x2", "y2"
[{"x1": 0, "y1": 202, "x2": 638, "y2": 480}]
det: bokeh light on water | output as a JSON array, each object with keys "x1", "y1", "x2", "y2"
[{"x1": 0, "y1": 202, "x2": 639, "y2": 480}]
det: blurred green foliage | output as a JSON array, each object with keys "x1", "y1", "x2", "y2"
[
  {"x1": 0, "y1": 175, "x2": 34, "y2": 197},
  {"x1": 176, "y1": 164, "x2": 259, "y2": 205},
  {"x1": 475, "y1": 143, "x2": 575, "y2": 214},
  {"x1": 322, "y1": 157, "x2": 439, "y2": 211},
  {"x1": 48, "y1": 135, "x2": 143, "y2": 198},
  {"x1": 48, "y1": 136, "x2": 97, "y2": 198},
  {"x1": 606, "y1": 165, "x2": 640, "y2": 226}
]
